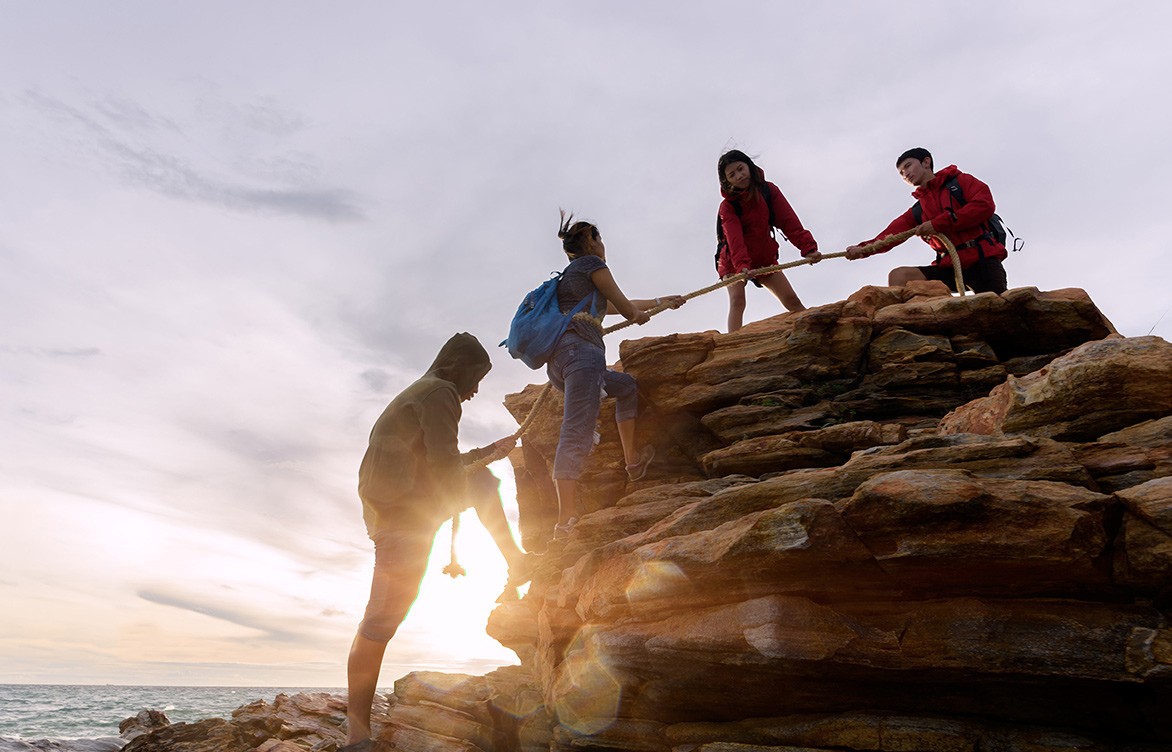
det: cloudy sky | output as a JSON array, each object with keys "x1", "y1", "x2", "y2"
[{"x1": 2, "y1": 2, "x2": 1170, "y2": 687}]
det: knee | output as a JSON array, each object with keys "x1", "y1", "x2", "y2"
[
  {"x1": 888, "y1": 267, "x2": 922, "y2": 287},
  {"x1": 358, "y1": 608, "x2": 407, "y2": 643}
]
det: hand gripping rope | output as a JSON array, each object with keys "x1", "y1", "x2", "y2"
[{"x1": 442, "y1": 231, "x2": 962, "y2": 576}]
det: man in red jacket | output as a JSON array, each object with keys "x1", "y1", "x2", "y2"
[{"x1": 845, "y1": 148, "x2": 1008, "y2": 294}]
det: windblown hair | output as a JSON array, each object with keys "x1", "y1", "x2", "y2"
[
  {"x1": 717, "y1": 149, "x2": 767, "y2": 196},
  {"x1": 896, "y1": 147, "x2": 933, "y2": 169},
  {"x1": 557, "y1": 209, "x2": 600, "y2": 258}
]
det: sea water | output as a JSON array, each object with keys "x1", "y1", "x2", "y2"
[{"x1": 0, "y1": 684, "x2": 343, "y2": 742}]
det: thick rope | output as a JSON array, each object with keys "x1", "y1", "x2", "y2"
[
  {"x1": 603, "y1": 229, "x2": 962, "y2": 335},
  {"x1": 444, "y1": 230, "x2": 962, "y2": 574}
]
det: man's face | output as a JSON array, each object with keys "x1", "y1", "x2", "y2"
[
  {"x1": 897, "y1": 157, "x2": 932, "y2": 187},
  {"x1": 460, "y1": 366, "x2": 490, "y2": 401}
]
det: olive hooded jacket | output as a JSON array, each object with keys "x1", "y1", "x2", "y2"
[{"x1": 358, "y1": 332, "x2": 494, "y2": 536}]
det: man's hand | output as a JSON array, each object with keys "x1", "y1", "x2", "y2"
[
  {"x1": 805, "y1": 251, "x2": 823, "y2": 264},
  {"x1": 845, "y1": 244, "x2": 869, "y2": 260},
  {"x1": 630, "y1": 309, "x2": 651, "y2": 325},
  {"x1": 914, "y1": 221, "x2": 936, "y2": 237},
  {"x1": 661, "y1": 295, "x2": 686, "y2": 309}
]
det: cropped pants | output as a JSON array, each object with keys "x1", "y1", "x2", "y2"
[{"x1": 546, "y1": 333, "x2": 639, "y2": 480}]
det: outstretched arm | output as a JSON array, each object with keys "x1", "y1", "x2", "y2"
[
  {"x1": 590, "y1": 267, "x2": 650, "y2": 324},
  {"x1": 846, "y1": 207, "x2": 918, "y2": 259},
  {"x1": 767, "y1": 184, "x2": 819, "y2": 258}
]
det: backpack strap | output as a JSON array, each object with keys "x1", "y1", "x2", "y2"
[{"x1": 761, "y1": 181, "x2": 778, "y2": 238}]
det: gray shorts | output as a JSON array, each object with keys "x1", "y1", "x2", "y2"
[{"x1": 357, "y1": 517, "x2": 442, "y2": 643}]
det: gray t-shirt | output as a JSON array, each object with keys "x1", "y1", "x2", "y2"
[{"x1": 557, "y1": 255, "x2": 606, "y2": 348}]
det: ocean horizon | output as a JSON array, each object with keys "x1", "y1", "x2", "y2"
[{"x1": 0, "y1": 683, "x2": 360, "y2": 742}]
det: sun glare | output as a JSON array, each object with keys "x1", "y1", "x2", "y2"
[{"x1": 380, "y1": 459, "x2": 523, "y2": 672}]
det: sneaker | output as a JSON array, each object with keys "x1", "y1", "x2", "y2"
[
  {"x1": 506, "y1": 552, "x2": 535, "y2": 587},
  {"x1": 552, "y1": 517, "x2": 578, "y2": 539},
  {"x1": 626, "y1": 445, "x2": 656, "y2": 482}
]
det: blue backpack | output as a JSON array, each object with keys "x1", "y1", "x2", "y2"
[{"x1": 500, "y1": 273, "x2": 597, "y2": 369}]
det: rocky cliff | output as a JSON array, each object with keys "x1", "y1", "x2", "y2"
[{"x1": 120, "y1": 283, "x2": 1172, "y2": 752}]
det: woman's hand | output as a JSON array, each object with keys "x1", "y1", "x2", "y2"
[
  {"x1": 628, "y1": 308, "x2": 651, "y2": 325},
  {"x1": 845, "y1": 244, "x2": 869, "y2": 260},
  {"x1": 805, "y1": 251, "x2": 823, "y2": 264},
  {"x1": 659, "y1": 295, "x2": 686, "y2": 309}
]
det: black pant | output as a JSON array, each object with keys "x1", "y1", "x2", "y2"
[{"x1": 920, "y1": 257, "x2": 1008, "y2": 294}]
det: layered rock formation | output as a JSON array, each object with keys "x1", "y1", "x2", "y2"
[{"x1": 115, "y1": 284, "x2": 1172, "y2": 752}]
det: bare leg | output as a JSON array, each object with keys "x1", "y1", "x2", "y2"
[
  {"x1": 555, "y1": 478, "x2": 578, "y2": 525},
  {"x1": 889, "y1": 266, "x2": 928, "y2": 287},
  {"x1": 345, "y1": 633, "x2": 387, "y2": 745},
  {"x1": 617, "y1": 418, "x2": 639, "y2": 466},
  {"x1": 760, "y1": 271, "x2": 805, "y2": 312},
  {"x1": 726, "y1": 280, "x2": 747, "y2": 332},
  {"x1": 473, "y1": 494, "x2": 525, "y2": 569}
]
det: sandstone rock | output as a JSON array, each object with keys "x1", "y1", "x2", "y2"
[
  {"x1": 939, "y1": 336, "x2": 1172, "y2": 440},
  {"x1": 571, "y1": 500, "x2": 888, "y2": 622},
  {"x1": 699, "y1": 421, "x2": 906, "y2": 477},
  {"x1": 838, "y1": 469, "x2": 1113, "y2": 595},
  {"x1": 669, "y1": 305, "x2": 872, "y2": 411},
  {"x1": 1101, "y1": 416, "x2": 1172, "y2": 447},
  {"x1": 872, "y1": 287, "x2": 1114, "y2": 359},
  {"x1": 119, "y1": 709, "x2": 170, "y2": 740},
  {"x1": 1114, "y1": 477, "x2": 1172, "y2": 592},
  {"x1": 554, "y1": 595, "x2": 1165, "y2": 727},
  {"x1": 120, "y1": 718, "x2": 270, "y2": 752}
]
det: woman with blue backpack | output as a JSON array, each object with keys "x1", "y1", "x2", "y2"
[{"x1": 547, "y1": 211, "x2": 684, "y2": 535}]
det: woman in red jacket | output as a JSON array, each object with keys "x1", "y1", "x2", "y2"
[{"x1": 716, "y1": 150, "x2": 821, "y2": 332}]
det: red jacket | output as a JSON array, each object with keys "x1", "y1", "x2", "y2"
[
  {"x1": 718, "y1": 171, "x2": 817, "y2": 277},
  {"x1": 864, "y1": 165, "x2": 1007, "y2": 268}
]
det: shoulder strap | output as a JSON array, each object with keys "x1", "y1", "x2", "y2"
[
  {"x1": 762, "y1": 182, "x2": 777, "y2": 231},
  {"x1": 944, "y1": 176, "x2": 965, "y2": 206},
  {"x1": 913, "y1": 176, "x2": 966, "y2": 224}
]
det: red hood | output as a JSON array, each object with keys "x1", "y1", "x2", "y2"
[
  {"x1": 912, "y1": 164, "x2": 960, "y2": 200},
  {"x1": 721, "y1": 166, "x2": 768, "y2": 201}
]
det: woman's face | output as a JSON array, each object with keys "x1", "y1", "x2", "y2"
[{"x1": 724, "y1": 161, "x2": 752, "y2": 191}]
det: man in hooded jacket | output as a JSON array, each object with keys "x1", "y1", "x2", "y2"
[
  {"x1": 343, "y1": 332, "x2": 520, "y2": 751},
  {"x1": 845, "y1": 147, "x2": 1009, "y2": 294}
]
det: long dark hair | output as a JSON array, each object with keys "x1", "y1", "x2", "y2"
[
  {"x1": 557, "y1": 209, "x2": 599, "y2": 258},
  {"x1": 717, "y1": 149, "x2": 767, "y2": 197}
]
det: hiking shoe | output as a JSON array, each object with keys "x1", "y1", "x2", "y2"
[
  {"x1": 552, "y1": 517, "x2": 578, "y2": 539},
  {"x1": 507, "y1": 552, "x2": 536, "y2": 587},
  {"x1": 626, "y1": 445, "x2": 656, "y2": 482}
]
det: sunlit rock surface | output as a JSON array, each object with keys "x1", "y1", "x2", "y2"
[{"x1": 114, "y1": 286, "x2": 1171, "y2": 751}]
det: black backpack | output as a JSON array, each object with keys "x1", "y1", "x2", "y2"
[
  {"x1": 714, "y1": 183, "x2": 778, "y2": 273},
  {"x1": 912, "y1": 176, "x2": 1022, "y2": 253}
]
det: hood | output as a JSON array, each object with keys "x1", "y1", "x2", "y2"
[
  {"x1": 426, "y1": 332, "x2": 491, "y2": 396},
  {"x1": 912, "y1": 164, "x2": 960, "y2": 199},
  {"x1": 720, "y1": 166, "x2": 768, "y2": 202}
]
